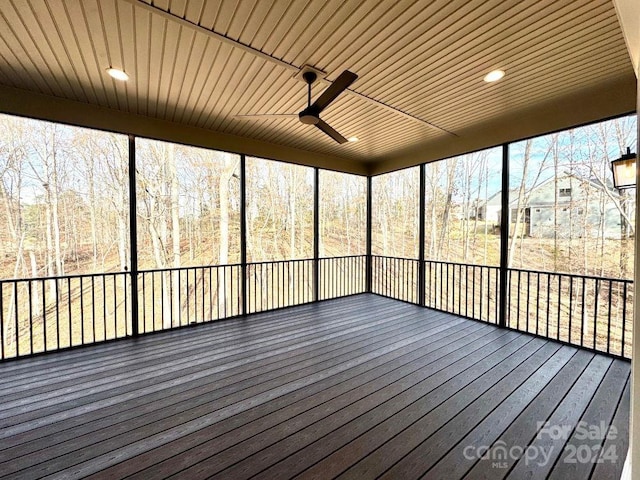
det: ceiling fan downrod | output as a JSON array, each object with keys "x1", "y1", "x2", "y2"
[{"x1": 299, "y1": 71, "x2": 319, "y2": 125}]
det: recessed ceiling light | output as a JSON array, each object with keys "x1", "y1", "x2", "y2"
[
  {"x1": 106, "y1": 67, "x2": 129, "y2": 81},
  {"x1": 347, "y1": 136, "x2": 359, "y2": 142},
  {"x1": 483, "y1": 69, "x2": 505, "y2": 83}
]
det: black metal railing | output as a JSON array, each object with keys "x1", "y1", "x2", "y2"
[
  {"x1": 0, "y1": 255, "x2": 634, "y2": 360},
  {"x1": 425, "y1": 260, "x2": 500, "y2": 324},
  {"x1": 246, "y1": 258, "x2": 313, "y2": 313},
  {"x1": 2, "y1": 257, "x2": 368, "y2": 359},
  {"x1": 371, "y1": 255, "x2": 420, "y2": 303},
  {"x1": 138, "y1": 264, "x2": 242, "y2": 334},
  {"x1": 507, "y1": 268, "x2": 633, "y2": 359},
  {"x1": 0, "y1": 272, "x2": 131, "y2": 359},
  {"x1": 319, "y1": 255, "x2": 367, "y2": 300},
  {"x1": 371, "y1": 255, "x2": 633, "y2": 360}
]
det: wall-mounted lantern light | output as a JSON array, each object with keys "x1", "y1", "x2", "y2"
[{"x1": 611, "y1": 147, "x2": 637, "y2": 190}]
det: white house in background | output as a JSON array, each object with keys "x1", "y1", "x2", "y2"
[{"x1": 475, "y1": 173, "x2": 633, "y2": 239}]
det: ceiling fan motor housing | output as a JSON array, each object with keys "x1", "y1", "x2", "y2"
[{"x1": 299, "y1": 106, "x2": 320, "y2": 124}]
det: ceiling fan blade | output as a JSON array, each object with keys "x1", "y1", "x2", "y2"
[
  {"x1": 235, "y1": 114, "x2": 298, "y2": 120},
  {"x1": 312, "y1": 70, "x2": 358, "y2": 113},
  {"x1": 315, "y1": 119, "x2": 348, "y2": 144}
]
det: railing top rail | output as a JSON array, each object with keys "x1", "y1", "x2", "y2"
[
  {"x1": 507, "y1": 266, "x2": 634, "y2": 284},
  {"x1": 0, "y1": 270, "x2": 129, "y2": 284},
  {"x1": 319, "y1": 254, "x2": 367, "y2": 260},
  {"x1": 140, "y1": 263, "x2": 242, "y2": 273},
  {"x1": 423, "y1": 259, "x2": 500, "y2": 269},
  {"x1": 247, "y1": 258, "x2": 314, "y2": 266},
  {"x1": 372, "y1": 255, "x2": 420, "y2": 262}
]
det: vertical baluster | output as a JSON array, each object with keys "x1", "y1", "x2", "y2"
[
  {"x1": 606, "y1": 280, "x2": 612, "y2": 354},
  {"x1": 580, "y1": 277, "x2": 585, "y2": 347},
  {"x1": 179, "y1": 269, "x2": 183, "y2": 326},
  {"x1": 331, "y1": 258, "x2": 340, "y2": 298},
  {"x1": 505, "y1": 270, "x2": 511, "y2": 327},
  {"x1": 14, "y1": 282, "x2": 19, "y2": 356},
  {"x1": 593, "y1": 279, "x2": 599, "y2": 350},
  {"x1": 394, "y1": 258, "x2": 397, "y2": 299},
  {"x1": 227, "y1": 266, "x2": 231, "y2": 316},
  {"x1": 459, "y1": 264, "x2": 463, "y2": 314},
  {"x1": 446, "y1": 263, "x2": 450, "y2": 311},
  {"x1": 202, "y1": 268, "x2": 205, "y2": 322},
  {"x1": 516, "y1": 271, "x2": 521, "y2": 330},
  {"x1": 124, "y1": 274, "x2": 128, "y2": 336},
  {"x1": 622, "y1": 282, "x2": 628, "y2": 357},
  {"x1": 67, "y1": 277, "x2": 72, "y2": 346},
  {"x1": 464, "y1": 265, "x2": 468, "y2": 317},
  {"x1": 113, "y1": 274, "x2": 118, "y2": 337},
  {"x1": 328, "y1": 258, "x2": 331, "y2": 298},
  {"x1": 91, "y1": 277, "x2": 96, "y2": 343},
  {"x1": 55, "y1": 279, "x2": 60, "y2": 348},
  {"x1": 494, "y1": 267, "x2": 499, "y2": 323},
  {"x1": 80, "y1": 277, "x2": 85, "y2": 344},
  {"x1": 189, "y1": 268, "x2": 193, "y2": 322},
  {"x1": 402, "y1": 259, "x2": 405, "y2": 301},
  {"x1": 225, "y1": 266, "x2": 229, "y2": 317},
  {"x1": 546, "y1": 274, "x2": 551, "y2": 337},
  {"x1": 479, "y1": 267, "x2": 484, "y2": 321},
  {"x1": 536, "y1": 273, "x2": 540, "y2": 335},
  {"x1": 569, "y1": 277, "x2": 574, "y2": 344},
  {"x1": 103, "y1": 276, "x2": 107, "y2": 338},
  {"x1": 208, "y1": 267, "x2": 212, "y2": 320},
  {"x1": 472, "y1": 266, "x2": 475, "y2": 319},
  {"x1": 342, "y1": 258, "x2": 345, "y2": 297},
  {"x1": 557, "y1": 276, "x2": 562, "y2": 340},
  {"x1": 28, "y1": 280, "x2": 33, "y2": 354},
  {"x1": 141, "y1": 272, "x2": 146, "y2": 333},
  {"x1": 42, "y1": 279, "x2": 47, "y2": 351},
  {"x1": 298, "y1": 260, "x2": 301, "y2": 303},
  {"x1": 452, "y1": 263, "x2": 456, "y2": 313},
  {"x1": 162, "y1": 270, "x2": 175, "y2": 330},
  {"x1": 0, "y1": 282, "x2": 4, "y2": 359}
]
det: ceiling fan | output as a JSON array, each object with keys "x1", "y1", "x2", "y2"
[{"x1": 235, "y1": 69, "x2": 358, "y2": 144}]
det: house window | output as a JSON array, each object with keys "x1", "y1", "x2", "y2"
[{"x1": 559, "y1": 188, "x2": 572, "y2": 197}]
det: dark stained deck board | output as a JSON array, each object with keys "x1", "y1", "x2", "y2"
[
  {"x1": 245, "y1": 335, "x2": 541, "y2": 480},
  {"x1": 1, "y1": 316, "x2": 478, "y2": 466},
  {"x1": 149, "y1": 330, "x2": 523, "y2": 480},
  {"x1": 0, "y1": 301, "x2": 426, "y2": 423},
  {"x1": 0, "y1": 299, "x2": 426, "y2": 415},
  {"x1": 547, "y1": 359, "x2": 630, "y2": 480},
  {"x1": 0, "y1": 298, "x2": 406, "y2": 400},
  {"x1": 0, "y1": 294, "x2": 629, "y2": 480},
  {"x1": 462, "y1": 349, "x2": 597, "y2": 480},
  {"x1": 590, "y1": 377, "x2": 631, "y2": 480},
  {"x1": 2, "y1": 310, "x2": 463, "y2": 477}
]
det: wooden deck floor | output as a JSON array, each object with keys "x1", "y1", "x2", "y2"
[{"x1": 0, "y1": 294, "x2": 630, "y2": 480}]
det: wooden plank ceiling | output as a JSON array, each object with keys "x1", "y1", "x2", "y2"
[{"x1": 0, "y1": 0, "x2": 634, "y2": 171}]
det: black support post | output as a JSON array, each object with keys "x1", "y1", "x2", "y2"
[
  {"x1": 418, "y1": 164, "x2": 426, "y2": 306},
  {"x1": 499, "y1": 143, "x2": 510, "y2": 328},
  {"x1": 366, "y1": 175, "x2": 373, "y2": 293},
  {"x1": 240, "y1": 154, "x2": 247, "y2": 315},
  {"x1": 313, "y1": 168, "x2": 320, "y2": 302},
  {"x1": 127, "y1": 135, "x2": 139, "y2": 336}
]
